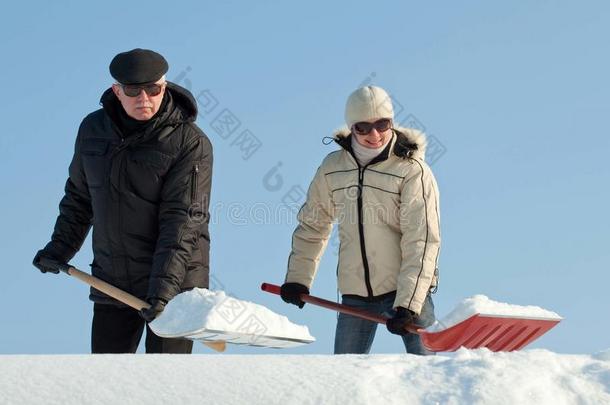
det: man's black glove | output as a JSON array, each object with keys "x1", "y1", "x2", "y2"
[
  {"x1": 386, "y1": 307, "x2": 416, "y2": 336},
  {"x1": 32, "y1": 249, "x2": 63, "y2": 274},
  {"x1": 139, "y1": 298, "x2": 167, "y2": 322},
  {"x1": 280, "y1": 282, "x2": 309, "y2": 309}
]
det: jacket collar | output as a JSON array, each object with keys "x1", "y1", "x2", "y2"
[{"x1": 332, "y1": 126, "x2": 428, "y2": 162}]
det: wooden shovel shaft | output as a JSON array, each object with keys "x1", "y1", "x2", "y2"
[
  {"x1": 67, "y1": 267, "x2": 150, "y2": 310},
  {"x1": 261, "y1": 283, "x2": 421, "y2": 335},
  {"x1": 62, "y1": 265, "x2": 225, "y2": 352}
]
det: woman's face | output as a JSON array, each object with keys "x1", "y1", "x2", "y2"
[{"x1": 352, "y1": 118, "x2": 392, "y2": 149}]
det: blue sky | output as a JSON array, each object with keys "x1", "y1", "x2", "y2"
[{"x1": 1, "y1": 1, "x2": 608, "y2": 355}]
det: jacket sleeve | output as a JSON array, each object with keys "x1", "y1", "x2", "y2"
[
  {"x1": 147, "y1": 130, "x2": 213, "y2": 302},
  {"x1": 394, "y1": 159, "x2": 441, "y2": 314},
  {"x1": 44, "y1": 124, "x2": 93, "y2": 261},
  {"x1": 285, "y1": 163, "x2": 335, "y2": 288}
]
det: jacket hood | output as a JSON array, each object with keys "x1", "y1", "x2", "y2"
[
  {"x1": 332, "y1": 126, "x2": 428, "y2": 161},
  {"x1": 164, "y1": 81, "x2": 198, "y2": 122},
  {"x1": 99, "y1": 81, "x2": 198, "y2": 126}
]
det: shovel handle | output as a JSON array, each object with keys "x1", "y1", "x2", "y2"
[
  {"x1": 66, "y1": 266, "x2": 150, "y2": 310},
  {"x1": 261, "y1": 283, "x2": 421, "y2": 335},
  {"x1": 261, "y1": 282, "x2": 387, "y2": 323},
  {"x1": 46, "y1": 260, "x2": 226, "y2": 352},
  {"x1": 37, "y1": 257, "x2": 151, "y2": 310}
]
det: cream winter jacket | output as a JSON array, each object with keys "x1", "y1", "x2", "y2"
[{"x1": 285, "y1": 127, "x2": 441, "y2": 315}]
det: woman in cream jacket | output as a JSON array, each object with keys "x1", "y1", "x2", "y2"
[{"x1": 281, "y1": 86, "x2": 441, "y2": 355}]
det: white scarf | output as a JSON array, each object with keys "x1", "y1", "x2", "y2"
[{"x1": 350, "y1": 133, "x2": 393, "y2": 166}]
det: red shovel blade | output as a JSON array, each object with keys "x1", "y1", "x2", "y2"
[
  {"x1": 420, "y1": 314, "x2": 561, "y2": 352},
  {"x1": 262, "y1": 283, "x2": 561, "y2": 352}
]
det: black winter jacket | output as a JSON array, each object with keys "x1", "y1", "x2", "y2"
[{"x1": 43, "y1": 82, "x2": 212, "y2": 305}]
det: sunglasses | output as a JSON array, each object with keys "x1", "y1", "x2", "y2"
[
  {"x1": 352, "y1": 119, "x2": 392, "y2": 135},
  {"x1": 120, "y1": 83, "x2": 165, "y2": 97}
]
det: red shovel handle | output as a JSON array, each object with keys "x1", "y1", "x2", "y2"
[{"x1": 261, "y1": 283, "x2": 421, "y2": 335}]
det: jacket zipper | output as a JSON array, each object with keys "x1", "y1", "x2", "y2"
[
  {"x1": 338, "y1": 135, "x2": 396, "y2": 300},
  {"x1": 104, "y1": 122, "x2": 129, "y2": 295},
  {"x1": 356, "y1": 166, "x2": 375, "y2": 299},
  {"x1": 117, "y1": 151, "x2": 132, "y2": 292},
  {"x1": 187, "y1": 164, "x2": 202, "y2": 261},
  {"x1": 191, "y1": 164, "x2": 199, "y2": 202}
]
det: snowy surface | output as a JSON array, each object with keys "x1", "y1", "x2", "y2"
[
  {"x1": 149, "y1": 288, "x2": 314, "y2": 342},
  {"x1": 1, "y1": 349, "x2": 609, "y2": 404},
  {"x1": 427, "y1": 295, "x2": 562, "y2": 333}
]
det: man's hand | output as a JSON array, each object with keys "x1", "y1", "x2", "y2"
[
  {"x1": 32, "y1": 250, "x2": 63, "y2": 274},
  {"x1": 280, "y1": 282, "x2": 309, "y2": 309},
  {"x1": 386, "y1": 307, "x2": 416, "y2": 336},
  {"x1": 139, "y1": 298, "x2": 167, "y2": 322}
]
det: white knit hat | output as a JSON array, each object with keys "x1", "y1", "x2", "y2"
[{"x1": 344, "y1": 86, "x2": 394, "y2": 128}]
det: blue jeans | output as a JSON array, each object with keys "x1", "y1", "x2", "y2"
[{"x1": 334, "y1": 292, "x2": 436, "y2": 355}]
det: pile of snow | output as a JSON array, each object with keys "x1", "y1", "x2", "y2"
[
  {"x1": 2, "y1": 349, "x2": 609, "y2": 404},
  {"x1": 427, "y1": 295, "x2": 562, "y2": 333},
  {"x1": 149, "y1": 288, "x2": 314, "y2": 342}
]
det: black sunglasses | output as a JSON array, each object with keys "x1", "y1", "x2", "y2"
[
  {"x1": 120, "y1": 83, "x2": 165, "y2": 97},
  {"x1": 352, "y1": 119, "x2": 392, "y2": 135}
]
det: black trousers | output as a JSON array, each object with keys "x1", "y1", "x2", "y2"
[{"x1": 91, "y1": 303, "x2": 193, "y2": 354}]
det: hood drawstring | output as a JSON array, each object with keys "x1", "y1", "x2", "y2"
[{"x1": 322, "y1": 136, "x2": 335, "y2": 145}]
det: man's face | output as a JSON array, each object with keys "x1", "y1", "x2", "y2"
[{"x1": 112, "y1": 78, "x2": 166, "y2": 121}]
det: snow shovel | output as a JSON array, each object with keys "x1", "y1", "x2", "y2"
[
  {"x1": 41, "y1": 259, "x2": 227, "y2": 352},
  {"x1": 61, "y1": 266, "x2": 312, "y2": 350},
  {"x1": 261, "y1": 283, "x2": 561, "y2": 352}
]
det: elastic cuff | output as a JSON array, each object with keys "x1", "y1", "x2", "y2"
[{"x1": 44, "y1": 239, "x2": 77, "y2": 262}]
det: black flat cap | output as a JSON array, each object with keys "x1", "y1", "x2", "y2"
[{"x1": 109, "y1": 48, "x2": 168, "y2": 85}]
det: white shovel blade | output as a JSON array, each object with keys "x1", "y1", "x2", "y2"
[{"x1": 156, "y1": 327, "x2": 315, "y2": 349}]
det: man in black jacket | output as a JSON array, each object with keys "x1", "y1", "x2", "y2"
[{"x1": 33, "y1": 49, "x2": 213, "y2": 354}]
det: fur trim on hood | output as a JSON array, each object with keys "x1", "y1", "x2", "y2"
[{"x1": 331, "y1": 126, "x2": 428, "y2": 161}]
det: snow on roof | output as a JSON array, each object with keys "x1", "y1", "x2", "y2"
[{"x1": 1, "y1": 349, "x2": 608, "y2": 404}]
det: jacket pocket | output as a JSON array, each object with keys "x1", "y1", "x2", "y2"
[
  {"x1": 126, "y1": 149, "x2": 172, "y2": 202},
  {"x1": 129, "y1": 149, "x2": 171, "y2": 171},
  {"x1": 81, "y1": 138, "x2": 109, "y2": 188}
]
